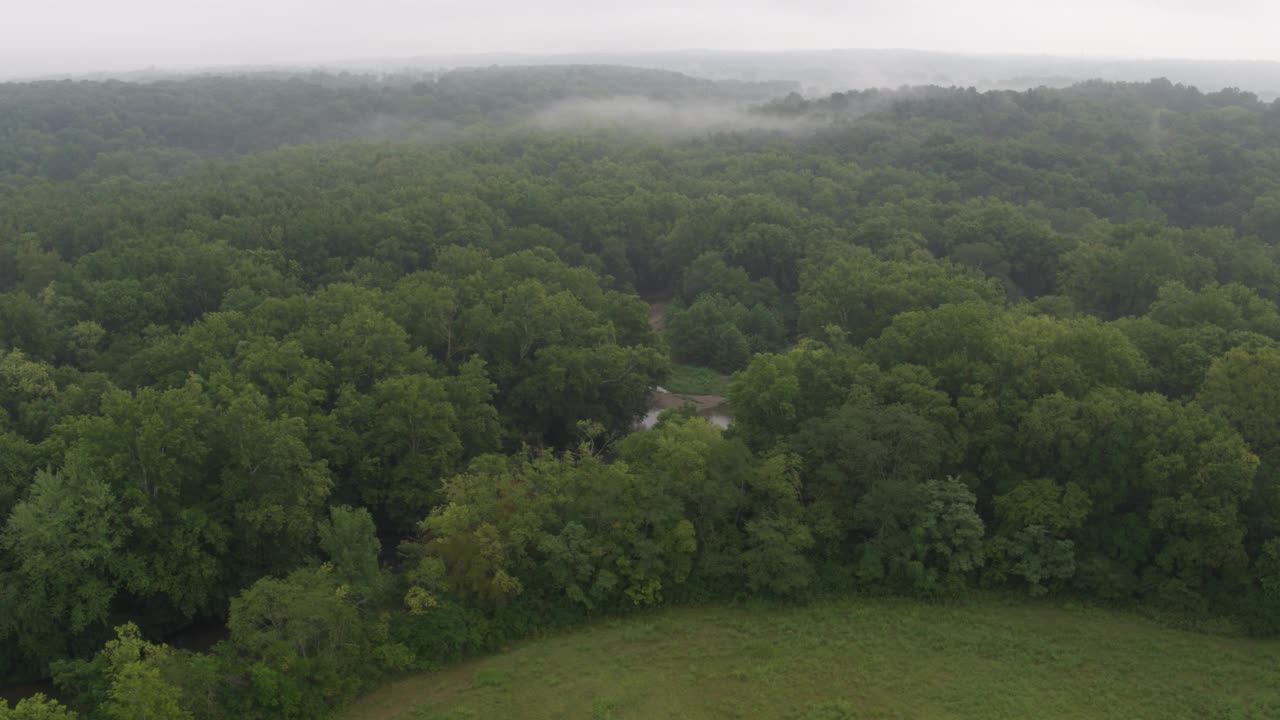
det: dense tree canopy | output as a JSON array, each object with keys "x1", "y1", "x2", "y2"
[{"x1": 4, "y1": 65, "x2": 1280, "y2": 717}]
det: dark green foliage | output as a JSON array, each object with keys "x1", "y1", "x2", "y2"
[
  {"x1": 987, "y1": 526, "x2": 1077, "y2": 596},
  {"x1": 797, "y1": 248, "x2": 1004, "y2": 345},
  {"x1": 388, "y1": 602, "x2": 493, "y2": 669},
  {"x1": 666, "y1": 294, "x2": 785, "y2": 372}
]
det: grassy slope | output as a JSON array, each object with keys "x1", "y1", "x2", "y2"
[
  {"x1": 342, "y1": 597, "x2": 1280, "y2": 720},
  {"x1": 664, "y1": 364, "x2": 730, "y2": 397}
]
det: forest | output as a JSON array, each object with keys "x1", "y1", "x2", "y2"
[{"x1": 3, "y1": 65, "x2": 1280, "y2": 718}]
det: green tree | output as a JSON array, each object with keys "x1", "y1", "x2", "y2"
[
  {"x1": 225, "y1": 565, "x2": 399, "y2": 717},
  {"x1": 853, "y1": 477, "x2": 985, "y2": 595},
  {"x1": 1199, "y1": 346, "x2": 1280, "y2": 456},
  {"x1": 1198, "y1": 345, "x2": 1280, "y2": 548},
  {"x1": 1, "y1": 454, "x2": 123, "y2": 668},
  {"x1": 941, "y1": 198, "x2": 1068, "y2": 298},
  {"x1": 328, "y1": 373, "x2": 465, "y2": 527},
  {"x1": 210, "y1": 381, "x2": 332, "y2": 581},
  {"x1": 407, "y1": 453, "x2": 563, "y2": 607},
  {"x1": 318, "y1": 505, "x2": 388, "y2": 598},
  {"x1": 58, "y1": 379, "x2": 225, "y2": 617},
  {"x1": 798, "y1": 247, "x2": 1002, "y2": 344},
  {"x1": 98, "y1": 624, "x2": 192, "y2": 720},
  {"x1": 740, "y1": 452, "x2": 815, "y2": 596},
  {"x1": 1020, "y1": 389, "x2": 1256, "y2": 601},
  {"x1": 0, "y1": 695, "x2": 78, "y2": 720},
  {"x1": 986, "y1": 479, "x2": 1091, "y2": 595}
]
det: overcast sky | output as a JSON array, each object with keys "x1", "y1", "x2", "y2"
[{"x1": 1, "y1": 0, "x2": 1277, "y2": 76}]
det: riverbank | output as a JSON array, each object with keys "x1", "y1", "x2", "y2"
[{"x1": 640, "y1": 386, "x2": 730, "y2": 429}]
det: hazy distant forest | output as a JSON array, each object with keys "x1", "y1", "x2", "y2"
[{"x1": 4, "y1": 65, "x2": 1280, "y2": 718}]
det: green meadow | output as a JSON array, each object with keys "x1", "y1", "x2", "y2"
[{"x1": 343, "y1": 597, "x2": 1280, "y2": 720}]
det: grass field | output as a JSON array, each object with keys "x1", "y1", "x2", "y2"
[
  {"x1": 664, "y1": 364, "x2": 730, "y2": 397},
  {"x1": 341, "y1": 596, "x2": 1280, "y2": 720}
]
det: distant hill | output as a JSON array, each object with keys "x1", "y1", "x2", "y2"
[
  {"x1": 346, "y1": 49, "x2": 1280, "y2": 100},
  {"x1": 10, "y1": 49, "x2": 1278, "y2": 100}
]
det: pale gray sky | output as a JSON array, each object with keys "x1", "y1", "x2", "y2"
[{"x1": 1, "y1": 0, "x2": 1276, "y2": 76}]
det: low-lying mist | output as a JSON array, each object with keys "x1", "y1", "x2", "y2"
[{"x1": 524, "y1": 96, "x2": 825, "y2": 138}]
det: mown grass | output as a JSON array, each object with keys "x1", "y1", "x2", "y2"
[
  {"x1": 341, "y1": 596, "x2": 1280, "y2": 720},
  {"x1": 664, "y1": 364, "x2": 730, "y2": 397}
]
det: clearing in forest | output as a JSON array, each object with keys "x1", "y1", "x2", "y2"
[{"x1": 341, "y1": 596, "x2": 1280, "y2": 720}]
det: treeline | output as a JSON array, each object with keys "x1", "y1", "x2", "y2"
[
  {"x1": 0, "y1": 65, "x2": 790, "y2": 181},
  {"x1": 3, "y1": 71, "x2": 1280, "y2": 717}
]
